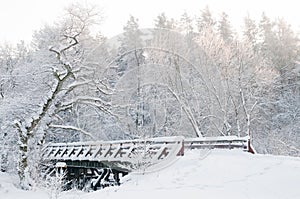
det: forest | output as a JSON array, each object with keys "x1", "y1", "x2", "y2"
[{"x1": 0, "y1": 3, "x2": 299, "y2": 188}]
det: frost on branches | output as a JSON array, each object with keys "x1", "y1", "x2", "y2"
[
  {"x1": 0, "y1": 4, "x2": 299, "y2": 190},
  {"x1": 10, "y1": 4, "x2": 109, "y2": 188}
]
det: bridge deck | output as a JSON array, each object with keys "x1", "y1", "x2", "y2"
[
  {"x1": 42, "y1": 136, "x2": 252, "y2": 171},
  {"x1": 42, "y1": 136, "x2": 185, "y2": 171}
]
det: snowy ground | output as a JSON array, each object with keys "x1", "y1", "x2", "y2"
[{"x1": 1, "y1": 149, "x2": 300, "y2": 199}]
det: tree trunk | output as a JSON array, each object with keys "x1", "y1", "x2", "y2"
[{"x1": 15, "y1": 124, "x2": 31, "y2": 189}]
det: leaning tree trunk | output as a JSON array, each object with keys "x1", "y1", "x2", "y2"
[
  {"x1": 14, "y1": 38, "x2": 77, "y2": 188},
  {"x1": 15, "y1": 123, "x2": 32, "y2": 189}
]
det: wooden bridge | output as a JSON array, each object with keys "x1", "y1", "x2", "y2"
[
  {"x1": 42, "y1": 135, "x2": 253, "y2": 190},
  {"x1": 42, "y1": 136, "x2": 185, "y2": 171}
]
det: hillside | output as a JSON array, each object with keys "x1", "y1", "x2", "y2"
[{"x1": 1, "y1": 149, "x2": 300, "y2": 199}]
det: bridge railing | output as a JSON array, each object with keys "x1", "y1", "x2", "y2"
[
  {"x1": 183, "y1": 136, "x2": 253, "y2": 153},
  {"x1": 42, "y1": 136, "x2": 185, "y2": 164},
  {"x1": 42, "y1": 135, "x2": 254, "y2": 172}
]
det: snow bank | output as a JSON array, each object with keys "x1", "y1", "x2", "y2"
[
  {"x1": 0, "y1": 173, "x2": 48, "y2": 199},
  {"x1": 85, "y1": 150, "x2": 300, "y2": 199},
  {"x1": 1, "y1": 150, "x2": 300, "y2": 199}
]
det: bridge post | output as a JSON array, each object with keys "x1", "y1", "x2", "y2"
[
  {"x1": 247, "y1": 140, "x2": 256, "y2": 154},
  {"x1": 177, "y1": 141, "x2": 184, "y2": 156}
]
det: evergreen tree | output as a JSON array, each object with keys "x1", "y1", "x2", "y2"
[
  {"x1": 179, "y1": 11, "x2": 194, "y2": 35},
  {"x1": 258, "y1": 12, "x2": 275, "y2": 59},
  {"x1": 243, "y1": 15, "x2": 258, "y2": 49},
  {"x1": 119, "y1": 16, "x2": 143, "y2": 54},
  {"x1": 272, "y1": 18, "x2": 299, "y2": 71},
  {"x1": 115, "y1": 15, "x2": 144, "y2": 77},
  {"x1": 154, "y1": 13, "x2": 177, "y2": 30},
  {"x1": 217, "y1": 12, "x2": 233, "y2": 43},
  {"x1": 196, "y1": 6, "x2": 215, "y2": 32}
]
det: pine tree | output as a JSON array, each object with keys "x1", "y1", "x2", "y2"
[
  {"x1": 243, "y1": 15, "x2": 258, "y2": 50},
  {"x1": 154, "y1": 13, "x2": 176, "y2": 30},
  {"x1": 179, "y1": 11, "x2": 194, "y2": 35},
  {"x1": 218, "y1": 12, "x2": 233, "y2": 43},
  {"x1": 258, "y1": 12, "x2": 275, "y2": 59},
  {"x1": 119, "y1": 16, "x2": 143, "y2": 53},
  {"x1": 196, "y1": 6, "x2": 215, "y2": 32}
]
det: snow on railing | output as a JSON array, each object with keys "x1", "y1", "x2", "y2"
[
  {"x1": 183, "y1": 136, "x2": 253, "y2": 152},
  {"x1": 42, "y1": 135, "x2": 254, "y2": 172},
  {"x1": 42, "y1": 136, "x2": 185, "y2": 164}
]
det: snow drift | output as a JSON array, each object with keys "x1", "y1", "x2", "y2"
[{"x1": 1, "y1": 149, "x2": 300, "y2": 199}]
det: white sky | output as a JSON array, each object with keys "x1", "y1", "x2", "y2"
[{"x1": 0, "y1": 0, "x2": 299, "y2": 44}]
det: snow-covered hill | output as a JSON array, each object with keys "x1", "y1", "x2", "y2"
[{"x1": 1, "y1": 150, "x2": 300, "y2": 199}]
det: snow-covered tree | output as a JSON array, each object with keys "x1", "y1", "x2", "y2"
[
  {"x1": 217, "y1": 12, "x2": 234, "y2": 43},
  {"x1": 1, "y1": 7, "x2": 299, "y2": 183},
  {"x1": 179, "y1": 11, "x2": 194, "y2": 35},
  {"x1": 196, "y1": 6, "x2": 216, "y2": 33},
  {"x1": 154, "y1": 13, "x2": 177, "y2": 30},
  {"x1": 7, "y1": 3, "x2": 110, "y2": 188},
  {"x1": 243, "y1": 15, "x2": 259, "y2": 50},
  {"x1": 0, "y1": 41, "x2": 33, "y2": 173}
]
